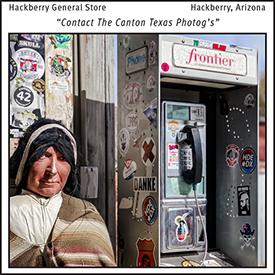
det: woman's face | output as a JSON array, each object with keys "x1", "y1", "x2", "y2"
[{"x1": 26, "y1": 146, "x2": 71, "y2": 197}]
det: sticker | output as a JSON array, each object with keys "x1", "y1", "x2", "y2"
[
  {"x1": 244, "y1": 93, "x2": 255, "y2": 109},
  {"x1": 168, "y1": 120, "x2": 179, "y2": 139},
  {"x1": 239, "y1": 223, "x2": 255, "y2": 251},
  {"x1": 21, "y1": 34, "x2": 44, "y2": 42},
  {"x1": 136, "y1": 238, "x2": 156, "y2": 267},
  {"x1": 119, "y1": 197, "x2": 133, "y2": 209},
  {"x1": 10, "y1": 57, "x2": 17, "y2": 81},
  {"x1": 14, "y1": 48, "x2": 45, "y2": 81},
  {"x1": 131, "y1": 130, "x2": 143, "y2": 150},
  {"x1": 175, "y1": 213, "x2": 189, "y2": 242},
  {"x1": 230, "y1": 45, "x2": 253, "y2": 52},
  {"x1": 14, "y1": 86, "x2": 34, "y2": 107},
  {"x1": 49, "y1": 80, "x2": 69, "y2": 91},
  {"x1": 12, "y1": 141, "x2": 19, "y2": 151},
  {"x1": 148, "y1": 41, "x2": 157, "y2": 65},
  {"x1": 125, "y1": 111, "x2": 139, "y2": 132},
  {"x1": 133, "y1": 177, "x2": 157, "y2": 192},
  {"x1": 10, "y1": 34, "x2": 18, "y2": 42},
  {"x1": 203, "y1": 260, "x2": 221, "y2": 267},
  {"x1": 161, "y1": 62, "x2": 169, "y2": 72},
  {"x1": 141, "y1": 137, "x2": 156, "y2": 166},
  {"x1": 10, "y1": 128, "x2": 23, "y2": 138},
  {"x1": 142, "y1": 98, "x2": 157, "y2": 129},
  {"x1": 123, "y1": 82, "x2": 142, "y2": 109},
  {"x1": 118, "y1": 128, "x2": 130, "y2": 157},
  {"x1": 226, "y1": 144, "x2": 240, "y2": 167},
  {"x1": 181, "y1": 260, "x2": 200, "y2": 267},
  {"x1": 123, "y1": 159, "x2": 137, "y2": 180},
  {"x1": 194, "y1": 39, "x2": 212, "y2": 49},
  {"x1": 54, "y1": 34, "x2": 71, "y2": 49},
  {"x1": 48, "y1": 55, "x2": 71, "y2": 78},
  {"x1": 240, "y1": 147, "x2": 256, "y2": 173},
  {"x1": 213, "y1": 43, "x2": 226, "y2": 51},
  {"x1": 123, "y1": 35, "x2": 130, "y2": 48},
  {"x1": 146, "y1": 75, "x2": 156, "y2": 92},
  {"x1": 168, "y1": 144, "x2": 179, "y2": 169},
  {"x1": 237, "y1": 186, "x2": 250, "y2": 216},
  {"x1": 126, "y1": 46, "x2": 147, "y2": 74},
  {"x1": 143, "y1": 196, "x2": 157, "y2": 225},
  {"x1": 15, "y1": 39, "x2": 44, "y2": 50},
  {"x1": 15, "y1": 77, "x2": 25, "y2": 88},
  {"x1": 32, "y1": 79, "x2": 45, "y2": 93},
  {"x1": 209, "y1": 252, "x2": 226, "y2": 259},
  {"x1": 12, "y1": 111, "x2": 38, "y2": 132}
]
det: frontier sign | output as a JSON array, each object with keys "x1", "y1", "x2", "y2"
[{"x1": 172, "y1": 43, "x2": 247, "y2": 76}]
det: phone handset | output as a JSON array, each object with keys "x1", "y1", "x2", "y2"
[{"x1": 177, "y1": 125, "x2": 202, "y2": 185}]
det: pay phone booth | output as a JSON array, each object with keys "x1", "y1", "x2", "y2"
[{"x1": 117, "y1": 34, "x2": 260, "y2": 267}]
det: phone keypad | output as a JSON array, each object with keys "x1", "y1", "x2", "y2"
[{"x1": 180, "y1": 148, "x2": 193, "y2": 171}]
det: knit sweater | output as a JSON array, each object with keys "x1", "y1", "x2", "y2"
[{"x1": 10, "y1": 192, "x2": 116, "y2": 267}]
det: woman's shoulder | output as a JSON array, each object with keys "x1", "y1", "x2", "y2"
[{"x1": 59, "y1": 192, "x2": 104, "y2": 223}]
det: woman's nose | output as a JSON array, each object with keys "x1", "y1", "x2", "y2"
[{"x1": 48, "y1": 156, "x2": 57, "y2": 175}]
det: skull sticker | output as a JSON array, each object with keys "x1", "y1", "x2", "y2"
[{"x1": 239, "y1": 223, "x2": 255, "y2": 251}]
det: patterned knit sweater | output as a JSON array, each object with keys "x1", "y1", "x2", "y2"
[{"x1": 10, "y1": 192, "x2": 116, "y2": 267}]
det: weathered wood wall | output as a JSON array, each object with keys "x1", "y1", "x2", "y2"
[{"x1": 73, "y1": 34, "x2": 116, "y2": 256}]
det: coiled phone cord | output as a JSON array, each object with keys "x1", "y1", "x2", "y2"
[{"x1": 194, "y1": 184, "x2": 208, "y2": 267}]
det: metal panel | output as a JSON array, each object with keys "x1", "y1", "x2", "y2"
[
  {"x1": 215, "y1": 86, "x2": 258, "y2": 266},
  {"x1": 117, "y1": 34, "x2": 159, "y2": 267},
  {"x1": 159, "y1": 35, "x2": 258, "y2": 86}
]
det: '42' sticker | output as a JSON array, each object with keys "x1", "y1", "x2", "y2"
[{"x1": 14, "y1": 87, "x2": 34, "y2": 107}]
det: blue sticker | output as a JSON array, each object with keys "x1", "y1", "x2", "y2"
[
  {"x1": 142, "y1": 98, "x2": 157, "y2": 129},
  {"x1": 240, "y1": 147, "x2": 256, "y2": 173}
]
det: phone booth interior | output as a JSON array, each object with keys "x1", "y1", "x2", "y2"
[{"x1": 117, "y1": 34, "x2": 259, "y2": 267}]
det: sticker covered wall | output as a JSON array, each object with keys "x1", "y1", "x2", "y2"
[
  {"x1": 10, "y1": 34, "x2": 46, "y2": 138},
  {"x1": 117, "y1": 34, "x2": 159, "y2": 267},
  {"x1": 45, "y1": 34, "x2": 74, "y2": 130}
]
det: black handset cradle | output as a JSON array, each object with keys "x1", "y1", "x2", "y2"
[{"x1": 179, "y1": 125, "x2": 202, "y2": 184}]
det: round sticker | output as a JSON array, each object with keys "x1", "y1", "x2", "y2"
[
  {"x1": 32, "y1": 79, "x2": 45, "y2": 93},
  {"x1": 125, "y1": 111, "x2": 139, "y2": 132},
  {"x1": 143, "y1": 196, "x2": 157, "y2": 226},
  {"x1": 141, "y1": 137, "x2": 156, "y2": 166},
  {"x1": 123, "y1": 82, "x2": 142, "y2": 110},
  {"x1": 123, "y1": 35, "x2": 130, "y2": 48},
  {"x1": 146, "y1": 75, "x2": 156, "y2": 92},
  {"x1": 240, "y1": 147, "x2": 257, "y2": 173},
  {"x1": 10, "y1": 57, "x2": 18, "y2": 81},
  {"x1": 123, "y1": 159, "x2": 137, "y2": 180},
  {"x1": 118, "y1": 128, "x2": 130, "y2": 157},
  {"x1": 161, "y1": 62, "x2": 169, "y2": 72},
  {"x1": 13, "y1": 48, "x2": 45, "y2": 81},
  {"x1": 14, "y1": 86, "x2": 34, "y2": 107},
  {"x1": 244, "y1": 94, "x2": 255, "y2": 109},
  {"x1": 48, "y1": 55, "x2": 71, "y2": 78}
]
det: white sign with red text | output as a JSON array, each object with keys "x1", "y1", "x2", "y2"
[{"x1": 172, "y1": 44, "x2": 247, "y2": 76}]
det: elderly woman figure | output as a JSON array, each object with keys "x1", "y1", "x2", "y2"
[{"x1": 9, "y1": 118, "x2": 116, "y2": 267}]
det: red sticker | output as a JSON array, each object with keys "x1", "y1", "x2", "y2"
[
  {"x1": 213, "y1": 43, "x2": 226, "y2": 51},
  {"x1": 161, "y1": 62, "x2": 169, "y2": 72}
]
